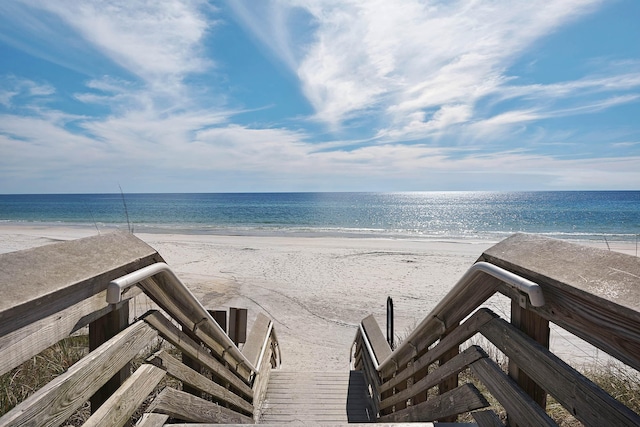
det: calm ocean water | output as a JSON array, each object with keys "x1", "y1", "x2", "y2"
[{"x1": 0, "y1": 192, "x2": 638, "y2": 242}]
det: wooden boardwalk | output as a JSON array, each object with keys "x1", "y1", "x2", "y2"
[{"x1": 259, "y1": 370, "x2": 374, "y2": 424}]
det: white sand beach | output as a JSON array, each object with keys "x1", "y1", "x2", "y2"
[{"x1": 1, "y1": 224, "x2": 635, "y2": 371}]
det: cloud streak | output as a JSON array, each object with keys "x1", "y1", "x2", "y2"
[
  {"x1": 231, "y1": 0, "x2": 610, "y2": 135},
  {"x1": 24, "y1": 0, "x2": 212, "y2": 86}
]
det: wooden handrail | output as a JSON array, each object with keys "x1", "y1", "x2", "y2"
[
  {"x1": 0, "y1": 233, "x2": 281, "y2": 425},
  {"x1": 353, "y1": 234, "x2": 640, "y2": 424},
  {"x1": 376, "y1": 261, "x2": 545, "y2": 376},
  {"x1": 107, "y1": 262, "x2": 256, "y2": 379}
]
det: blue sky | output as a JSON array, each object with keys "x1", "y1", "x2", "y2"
[{"x1": 0, "y1": 0, "x2": 639, "y2": 193}]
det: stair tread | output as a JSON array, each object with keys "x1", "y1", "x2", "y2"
[{"x1": 259, "y1": 370, "x2": 374, "y2": 424}]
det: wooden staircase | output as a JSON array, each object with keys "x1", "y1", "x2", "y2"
[
  {"x1": 259, "y1": 370, "x2": 374, "y2": 424},
  {"x1": 3, "y1": 233, "x2": 640, "y2": 426}
]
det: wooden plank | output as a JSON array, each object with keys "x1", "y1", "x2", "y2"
[
  {"x1": 261, "y1": 370, "x2": 374, "y2": 424},
  {"x1": 508, "y1": 299, "x2": 549, "y2": 411},
  {"x1": 0, "y1": 232, "x2": 162, "y2": 377},
  {"x1": 380, "y1": 345, "x2": 486, "y2": 411},
  {"x1": 83, "y1": 364, "x2": 166, "y2": 427},
  {"x1": 378, "y1": 383, "x2": 488, "y2": 423},
  {"x1": 89, "y1": 302, "x2": 131, "y2": 412},
  {"x1": 147, "y1": 350, "x2": 253, "y2": 414},
  {"x1": 0, "y1": 320, "x2": 157, "y2": 427},
  {"x1": 380, "y1": 308, "x2": 497, "y2": 394},
  {"x1": 357, "y1": 336, "x2": 382, "y2": 415},
  {"x1": 251, "y1": 337, "x2": 274, "y2": 419},
  {"x1": 1, "y1": 289, "x2": 114, "y2": 377},
  {"x1": 0, "y1": 232, "x2": 161, "y2": 337},
  {"x1": 134, "y1": 413, "x2": 169, "y2": 427},
  {"x1": 383, "y1": 274, "x2": 503, "y2": 378},
  {"x1": 138, "y1": 278, "x2": 252, "y2": 381},
  {"x1": 470, "y1": 357, "x2": 555, "y2": 427},
  {"x1": 141, "y1": 311, "x2": 253, "y2": 400},
  {"x1": 361, "y1": 314, "x2": 392, "y2": 365},
  {"x1": 479, "y1": 233, "x2": 640, "y2": 372},
  {"x1": 481, "y1": 316, "x2": 640, "y2": 426},
  {"x1": 241, "y1": 313, "x2": 271, "y2": 368},
  {"x1": 472, "y1": 409, "x2": 504, "y2": 427},
  {"x1": 149, "y1": 387, "x2": 253, "y2": 424}
]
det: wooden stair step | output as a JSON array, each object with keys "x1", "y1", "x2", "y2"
[{"x1": 259, "y1": 370, "x2": 374, "y2": 424}]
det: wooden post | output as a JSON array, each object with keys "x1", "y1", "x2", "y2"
[
  {"x1": 229, "y1": 308, "x2": 248, "y2": 345},
  {"x1": 210, "y1": 310, "x2": 227, "y2": 333},
  {"x1": 508, "y1": 298, "x2": 550, "y2": 416},
  {"x1": 89, "y1": 302, "x2": 130, "y2": 413},
  {"x1": 437, "y1": 325, "x2": 460, "y2": 423}
]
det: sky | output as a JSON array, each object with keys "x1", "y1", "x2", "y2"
[{"x1": 0, "y1": 0, "x2": 639, "y2": 193}]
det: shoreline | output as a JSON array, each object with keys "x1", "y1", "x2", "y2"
[
  {"x1": 1, "y1": 222, "x2": 637, "y2": 255},
  {"x1": 0, "y1": 223, "x2": 636, "y2": 371}
]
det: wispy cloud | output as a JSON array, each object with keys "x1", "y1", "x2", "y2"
[
  {"x1": 0, "y1": 76, "x2": 55, "y2": 107},
  {"x1": 230, "y1": 0, "x2": 607, "y2": 136},
  {"x1": 26, "y1": 0, "x2": 212, "y2": 87}
]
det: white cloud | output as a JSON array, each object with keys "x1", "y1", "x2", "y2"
[
  {"x1": 0, "y1": 77, "x2": 55, "y2": 109},
  {"x1": 17, "y1": 0, "x2": 212, "y2": 91},
  {"x1": 231, "y1": 0, "x2": 604, "y2": 136},
  {"x1": 0, "y1": 90, "x2": 18, "y2": 108},
  {"x1": 497, "y1": 72, "x2": 640, "y2": 102},
  {"x1": 2, "y1": 98, "x2": 638, "y2": 192},
  {"x1": 378, "y1": 104, "x2": 474, "y2": 141}
]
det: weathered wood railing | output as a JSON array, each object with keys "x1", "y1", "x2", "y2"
[
  {"x1": 353, "y1": 233, "x2": 640, "y2": 426},
  {"x1": 0, "y1": 232, "x2": 280, "y2": 426}
]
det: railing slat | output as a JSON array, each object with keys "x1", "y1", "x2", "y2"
[
  {"x1": 139, "y1": 277, "x2": 253, "y2": 381},
  {"x1": 148, "y1": 387, "x2": 253, "y2": 424},
  {"x1": 0, "y1": 320, "x2": 157, "y2": 427},
  {"x1": 378, "y1": 383, "x2": 489, "y2": 423},
  {"x1": 379, "y1": 345, "x2": 486, "y2": 411},
  {"x1": 83, "y1": 364, "x2": 166, "y2": 427},
  {"x1": 470, "y1": 357, "x2": 556, "y2": 427},
  {"x1": 379, "y1": 308, "x2": 497, "y2": 394},
  {"x1": 0, "y1": 231, "x2": 161, "y2": 377},
  {"x1": 141, "y1": 311, "x2": 253, "y2": 400},
  {"x1": 0, "y1": 291, "x2": 114, "y2": 377},
  {"x1": 147, "y1": 350, "x2": 253, "y2": 414},
  {"x1": 383, "y1": 273, "x2": 505, "y2": 376},
  {"x1": 481, "y1": 316, "x2": 640, "y2": 427}
]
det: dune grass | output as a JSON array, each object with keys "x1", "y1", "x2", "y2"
[{"x1": 0, "y1": 334, "x2": 180, "y2": 425}]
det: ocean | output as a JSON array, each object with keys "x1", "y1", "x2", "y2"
[{"x1": 0, "y1": 191, "x2": 638, "y2": 242}]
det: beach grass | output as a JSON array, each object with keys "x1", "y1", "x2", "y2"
[
  {"x1": 0, "y1": 335, "x2": 90, "y2": 422},
  {"x1": 0, "y1": 335, "x2": 181, "y2": 425}
]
